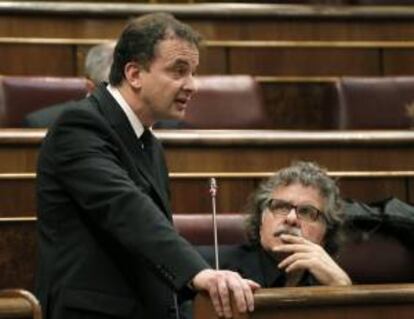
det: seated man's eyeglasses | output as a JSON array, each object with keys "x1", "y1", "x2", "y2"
[{"x1": 266, "y1": 199, "x2": 326, "y2": 223}]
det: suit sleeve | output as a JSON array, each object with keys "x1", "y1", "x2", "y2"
[{"x1": 45, "y1": 108, "x2": 209, "y2": 290}]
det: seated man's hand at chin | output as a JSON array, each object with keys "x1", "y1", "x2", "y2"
[{"x1": 273, "y1": 234, "x2": 352, "y2": 286}]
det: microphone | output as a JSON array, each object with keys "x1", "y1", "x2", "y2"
[{"x1": 209, "y1": 178, "x2": 219, "y2": 270}]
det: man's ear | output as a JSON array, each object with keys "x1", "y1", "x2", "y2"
[
  {"x1": 85, "y1": 79, "x2": 96, "y2": 95},
  {"x1": 124, "y1": 61, "x2": 142, "y2": 89}
]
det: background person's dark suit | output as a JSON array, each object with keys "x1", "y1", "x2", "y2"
[
  {"x1": 25, "y1": 103, "x2": 186, "y2": 129},
  {"x1": 23, "y1": 101, "x2": 75, "y2": 128},
  {"x1": 36, "y1": 83, "x2": 208, "y2": 319}
]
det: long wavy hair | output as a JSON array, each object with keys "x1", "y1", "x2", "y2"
[{"x1": 245, "y1": 161, "x2": 345, "y2": 255}]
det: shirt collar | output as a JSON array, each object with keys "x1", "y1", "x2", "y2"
[{"x1": 106, "y1": 84, "x2": 145, "y2": 139}]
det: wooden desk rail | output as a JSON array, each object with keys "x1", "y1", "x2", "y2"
[
  {"x1": 194, "y1": 284, "x2": 414, "y2": 319},
  {"x1": 0, "y1": 289, "x2": 41, "y2": 319}
]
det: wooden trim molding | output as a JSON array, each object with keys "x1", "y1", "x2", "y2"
[
  {"x1": 2, "y1": 129, "x2": 414, "y2": 146},
  {"x1": 3, "y1": 171, "x2": 414, "y2": 180},
  {"x1": 154, "y1": 130, "x2": 414, "y2": 146},
  {"x1": 253, "y1": 284, "x2": 414, "y2": 307},
  {"x1": 2, "y1": 37, "x2": 414, "y2": 49},
  {"x1": 2, "y1": 3, "x2": 414, "y2": 19},
  {"x1": 0, "y1": 289, "x2": 42, "y2": 319}
]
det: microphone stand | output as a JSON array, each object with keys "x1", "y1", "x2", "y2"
[{"x1": 209, "y1": 178, "x2": 219, "y2": 270}]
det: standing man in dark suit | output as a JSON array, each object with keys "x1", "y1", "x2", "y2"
[
  {"x1": 36, "y1": 13, "x2": 259, "y2": 319},
  {"x1": 24, "y1": 42, "x2": 115, "y2": 128}
]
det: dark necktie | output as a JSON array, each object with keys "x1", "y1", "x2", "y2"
[{"x1": 140, "y1": 128, "x2": 153, "y2": 162}]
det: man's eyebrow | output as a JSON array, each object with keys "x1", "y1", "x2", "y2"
[{"x1": 172, "y1": 59, "x2": 190, "y2": 66}]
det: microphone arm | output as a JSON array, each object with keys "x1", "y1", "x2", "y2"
[{"x1": 209, "y1": 178, "x2": 219, "y2": 270}]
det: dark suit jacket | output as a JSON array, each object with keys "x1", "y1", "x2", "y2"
[
  {"x1": 24, "y1": 101, "x2": 76, "y2": 128},
  {"x1": 35, "y1": 84, "x2": 208, "y2": 319}
]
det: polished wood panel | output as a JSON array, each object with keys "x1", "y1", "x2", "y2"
[
  {"x1": 0, "y1": 219, "x2": 37, "y2": 291},
  {"x1": 0, "y1": 171, "x2": 412, "y2": 216},
  {"x1": 229, "y1": 47, "x2": 380, "y2": 76},
  {"x1": 0, "y1": 43, "x2": 77, "y2": 76},
  {"x1": 0, "y1": 16, "x2": 124, "y2": 39},
  {"x1": 0, "y1": 130, "x2": 41, "y2": 173},
  {"x1": 170, "y1": 174, "x2": 412, "y2": 213},
  {"x1": 194, "y1": 284, "x2": 414, "y2": 319},
  {"x1": 3, "y1": 3, "x2": 414, "y2": 41},
  {"x1": 0, "y1": 40, "x2": 94, "y2": 76},
  {"x1": 260, "y1": 80, "x2": 337, "y2": 129},
  {"x1": 2, "y1": 39, "x2": 414, "y2": 77},
  {"x1": 160, "y1": 130, "x2": 414, "y2": 173},
  {"x1": 2, "y1": 130, "x2": 414, "y2": 173},
  {"x1": 383, "y1": 49, "x2": 414, "y2": 75},
  {"x1": 0, "y1": 175, "x2": 36, "y2": 217},
  {"x1": 198, "y1": 46, "x2": 228, "y2": 75}
]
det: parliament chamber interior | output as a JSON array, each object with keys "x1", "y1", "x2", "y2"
[{"x1": 0, "y1": 1, "x2": 414, "y2": 318}]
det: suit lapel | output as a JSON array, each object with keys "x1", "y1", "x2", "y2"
[{"x1": 90, "y1": 84, "x2": 171, "y2": 217}]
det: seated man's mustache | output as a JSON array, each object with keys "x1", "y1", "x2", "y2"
[{"x1": 273, "y1": 226, "x2": 302, "y2": 238}]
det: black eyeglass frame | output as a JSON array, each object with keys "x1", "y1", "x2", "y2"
[{"x1": 265, "y1": 198, "x2": 326, "y2": 223}]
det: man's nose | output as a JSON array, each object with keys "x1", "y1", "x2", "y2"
[
  {"x1": 285, "y1": 208, "x2": 300, "y2": 225},
  {"x1": 183, "y1": 75, "x2": 197, "y2": 93}
]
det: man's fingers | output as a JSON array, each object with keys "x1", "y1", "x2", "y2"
[
  {"x1": 217, "y1": 276, "x2": 232, "y2": 318},
  {"x1": 241, "y1": 278, "x2": 256, "y2": 312},
  {"x1": 208, "y1": 283, "x2": 224, "y2": 318},
  {"x1": 226, "y1": 275, "x2": 247, "y2": 314},
  {"x1": 278, "y1": 252, "x2": 309, "y2": 269},
  {"x1": 226, "y1": 274, "x2": 260, "y2": 313}
]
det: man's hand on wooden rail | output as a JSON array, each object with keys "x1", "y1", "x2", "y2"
[{"x1": 192, "y1": 269, "x2": 261, "y2": 318}]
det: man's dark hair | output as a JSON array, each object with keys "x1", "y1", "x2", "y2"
[
  {"x1": 109, "y1": 12, "x2": 202, "y2": 86},
  {"x1": 245, "y1": 161, "x2": 345, "y2": 255}
]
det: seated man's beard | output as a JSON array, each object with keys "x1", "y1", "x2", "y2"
[{"x1": 267, "y1": 226, "x2": 302, "y2": 263}]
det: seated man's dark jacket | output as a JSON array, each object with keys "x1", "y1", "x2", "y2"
[
  {"x1": 180, "y1": 244, "x2": 316, "y2": 319},
  {"x1": 24, "y1": 101, "x2": 77, "y2": 128},
  {"x1": 197, "y1": 244, "x2": 317, "y2": 287}
]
